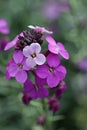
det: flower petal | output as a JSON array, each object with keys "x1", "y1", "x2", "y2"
[
  {"x1": 37, "y1": 88, "x2": 49, "y2": 98},
  {"x1": 36, "y1": 65, "x2": 49, "y2": 79},
  {"x1": 15, "y1": 70, "x2": 27, "y2": 83},
  {"x1": 30, "y1": 43, "x2": 41, "y2": 54},
  {"x1": 26, "y1": 56, "x2": 36, "y2": 68},
  {"x1": 47, "y1": 53, "x2": 60, "y2": 67},
  {"x1": 13, "y1": 50, "x2": 23, "y2": 64},
  {"x1": 23, "y1": 46, "x2": 32, "y2": 57},
  {"x1": 56, "y1": 65, "x2": 67, "y2": 80},
  {"x1": 48, "y1": 44, "x2": 59, "y2": 54},
  {"x1": 57, "y1": 42, "x2": 69, "y2": 60},
  {"x1": 35, "y1": 54, "x2": 46, "y2": 65},
  {"x1": 47, "y1": 72, "x2": 60, "y2": 88},
  {"x1": 46, "y1": 36, "x2": 56, "y2": 45},
  {"x1": 7, "y1": 61, "x2": 18, "y2": 77}
]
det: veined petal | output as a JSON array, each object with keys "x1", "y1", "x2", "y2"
[
  {"x1": 35, "y1": 54, "x2": 46, "y2": 65},
  {"x1": 26, "y1": 56, "x2": 36, "y2": 68},
  {"x1": 13, "y1": 50, "x2": 23, "y2": 64},
  {"x1": 15, "y1": 70, "x2": 27, "y2": 83},
  {"x1": 57, "y1": 42, "x2": 69, "y2": 60}
]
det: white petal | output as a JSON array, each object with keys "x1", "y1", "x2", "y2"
[
  {"x1": 26, "y1": 56, "x2": 36, "y2": 68},
  {"x1": 35, "y1": 54, "x2": 46, "y2": 65},
  {"x1": 23, "y1": 46, "x2": 31, "y2": 57},
  {"x1": 28, "y1": 25, "x2": 35, "y2": 29},
  {"x1": 30, "y1": 43, "x2": 41, "y2": 54}
]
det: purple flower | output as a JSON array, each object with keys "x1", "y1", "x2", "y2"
[
  {"x1": 36, "y1": 53, "x2": 67, "y2": 88},
  {"x1": 77, "y1": 56, "x2": 87, "y2": 72},
  {"x1": 7, "y1": 50, "x2": 30, "y2": 83},
  {"x1": 48, "y1": 97, "x2": 60, "y2": 113},
  {"x1": 55, "y1": 81, "x2": 67, "y2": 98},
  {"x1": 28, "y1": 25, "x2": 53, "y2": 34},
  {"x1": 42, "y1": 0, "x2": 69, "y2": 21},
  {"x1": 0, "y1": 38, "x2": 8, "y2": 54},
  {"x1": 46, "y1": 36, "x2": 69, "y2": 60},
  {"x1": 37, "y1": 114, "x2": 46, "y2": 126},
  {"x1": 0, "y1": 19, "x2": 10, "y2": 34},
  {"x1": 4, "y1": 32, "x2": 23, "y2": 51},
  {"x1": 22, "y1": 94, "x2": 32, "y2": 105},
  {"x1": 23, "y1": 43, "x2": 46, "y2": 68},
  {"x1": 22, "y1": 77, "x2": 48, "y2": 100}
]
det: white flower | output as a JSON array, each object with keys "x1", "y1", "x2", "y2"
[{"x1": 23, "y1": 43, "x2": 46, "y2": 68}]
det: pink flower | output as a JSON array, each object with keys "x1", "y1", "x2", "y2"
[
  {"x1": 46, "y1": 36, "x2": 69, "y2": 60},
  {"x1": 23, "y1": 43, "x2": 46, "y2": 68},
  {"x1": 4, "y1": 32, "x2": 23, "y2": 51},
  {"x1": 0, "y1": 19, "x2": 10, "y2": 34},
  {"x1": 28, "y1": 25, "x2": 53, "y2": 34},
  {"x1": 7, "y1": 50, "x2": 30, "y2": 83},
  {"x1": 36, "y1": 53, "x2": 67, "y2": 88}
]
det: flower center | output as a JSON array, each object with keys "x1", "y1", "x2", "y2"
[
  {"x1": 55, "y1": 46, "x2": 59, "y2": 52},
  {"x1": 49, "y1": 67, "x2": 54, "y2": 72},
  {"x1": 31, "y1": 53, "x2": 36, "y2": 58},
  {"x1": 18, "y1": 63, "x2": 23, "y2": 69},
  {"x1": 34, "y1": 84, "x2": 39, "y2": 91}
]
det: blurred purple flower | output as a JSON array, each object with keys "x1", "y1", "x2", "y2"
[
  {"x1": 36, "y1": 53, "x2": 67, "y2": 88},
  {"x1": 77, "y1": 56, "x2": 87, "y2": 72},
  {"x1": 0, "y1": 38, "x2": 8, "y2": 54},
  {"x1": 42, "y1": 0, "x2": 69, "y2": 21},
  {"x1": 48, "y1": 97, "x2": 60, "y2": 113},
  {"x1": 46, "y1": 36, "x2": 69, "y2": 60},
  {"x1": 0, "y1": 19, "x2": 10, "y2": 34},
  {"x1": 7, "y1": 50, "x2": 30, "y2": 83},
  {"x1": 37, "y1": 114, "x2": 46, "y2": 126},
  {"x1": 55, "y1": 81, "x2": 67, "y2": 98}
]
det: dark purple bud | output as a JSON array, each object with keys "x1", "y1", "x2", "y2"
[
  {"x1": 0, "y1": 38, "x2": 8, "y2": 54},
  {"x1": 55, "y1": 81, "x2": 67, "y2": 99},
  {"x1": 48, "y1": 97, "x2": 60, "y2": 113},
  {"x1": 22, "y1": 94, "x2": 32, "y2": 105}
]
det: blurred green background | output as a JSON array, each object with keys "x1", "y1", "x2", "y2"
[{"x1": 0, "y1": 0, "x2": 87, "y2": 130}]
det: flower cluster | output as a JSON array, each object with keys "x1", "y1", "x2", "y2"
[{"x1": 5, "y1": 25, "x2": 69, "y2": 112}]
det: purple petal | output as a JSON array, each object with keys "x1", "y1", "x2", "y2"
[
  {"x1": 7, "y1": 61, "x2": 18, "y2": 77},
  {"x1": 57, "y1": 42, "x2": 69, "y2": 59},
  {"x1": 22, "y1": 58, "x2": 30, "y2": 70},
  {"x1": 6, "y1": 71, "x2": 11, "y2": 80},
  {"x1": 48, "y1": 44, "x2": 59, "y2": 54},
  {"x1": 47, "y1": 53, "x2": 60, "y2": 67},
  {"x1": 15, "y1": 70, "x2": 27, "y2": 83},
  {"x1": 0, "y1": 19, "x2": 10, "y2": 34},
  {"x1": 36, "y1": 65, "x2": 49, "y2": 79},
  {"x1": 47, "y1": 72, "x2": 60, "y2": 88},
  {"x1": 22, "y1": 95, "x2": 32, "y2": 105},
  {"x1": 35, "y1": 54, "x2": 46, "y2": 65},
  {"x1": 4, "y1": 32, "x2": 23, "y2": 50},
  {"x1": 4, "y1": 35, "x2": 18, "y2": 50},
  {"x1": 26, "y1": 56, "x2": 36, "y2": 68},
  {"x1": 13, "y1": 50, "x2": 23, "y2": 64},
  {"x1": 23, "y1": 80, "x2": 34, "y2": 92},
  {"x1": 46, "y1": 36, "x2": 56, "y2": 45},
  {"x1": 35, "y1": 76, "x2": 47, "y2": 87},
  {"x1": 56, "y1": 65, "x2": 67, "y2": 80},
  {"x1": 37, "y1": 88, "x2": 49, "y2": 98}
]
